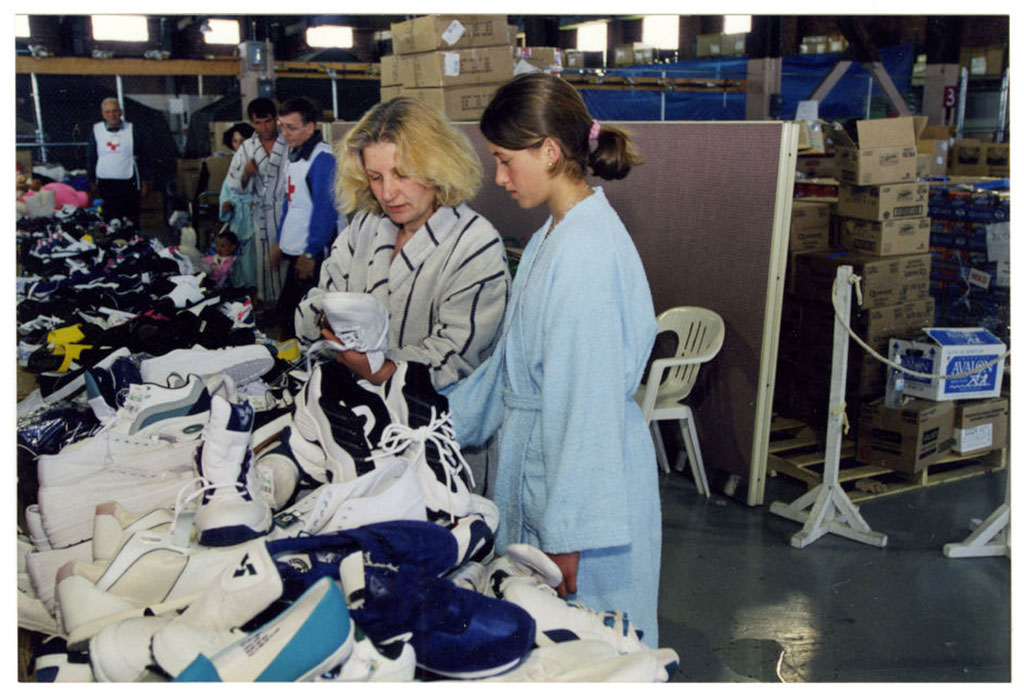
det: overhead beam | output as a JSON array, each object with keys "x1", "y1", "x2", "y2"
[
  {"x1": 16, "y1": 56, "x2": 240, "y2": 76},
  {"x1": 826, "y1": 17, "x2": 911, "y2": 115}
]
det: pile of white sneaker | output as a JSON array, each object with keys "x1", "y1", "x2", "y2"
[
  {"x1": 451, "y1": 543, "x2": 681, "y2": 682},
  {"x1": 17, "y1": 336, "x2": 682, "y2": 683}
]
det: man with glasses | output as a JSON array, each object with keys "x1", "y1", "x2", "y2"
[{"x1": 270, "y1": 97, "x2": 343, "y2": 338}]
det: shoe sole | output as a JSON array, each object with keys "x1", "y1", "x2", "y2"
[
  {"x1": 421, "y1": 654, "x2": 526, "y2": 680},
  {"x1": 38, "y1": 464, "x2": 195, "y2": 549},
  {"x1": 140, "y1": 345, "x2": 274, "y2": 388},
  {"x1": 89, "y1": 617, "x2": 170, "y2": 682},
  {"x1": 38, "y1": 436, "x2": 201, "y2": 488},
  {"x1": 60, "y1": 574, "x2": 210, "y2": 648}
]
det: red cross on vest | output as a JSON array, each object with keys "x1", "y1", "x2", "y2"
[
  {"x1": 287, "y1": 175, "x2": 295, "y2": 202},
  {"x1": 106, "y1": 140, "x2": 119, "y2": 152}
]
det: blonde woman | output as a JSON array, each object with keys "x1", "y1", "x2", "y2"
[{"x1": 295, "y1": 98, "x2": 510, "y2": 490}]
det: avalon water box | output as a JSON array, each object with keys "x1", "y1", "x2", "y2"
[{"x1": 888, "y1": 327, "x2": 1007, "y2": 401}]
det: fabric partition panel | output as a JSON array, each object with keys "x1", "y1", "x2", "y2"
[{"x1": 330, "y1": 120, "x2": 797, "y2": 505}]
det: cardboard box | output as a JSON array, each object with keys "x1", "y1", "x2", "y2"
[
  {"x1": 789, "y1": 200, "x2": 831, "y2": 251},
  {"x1": 796, "y1": 154, "x2": 835, "y2": 179},
  {"x1": 398, "y1": 45, "x2": 513, "y2": 88},
  {"x1": 562, "y1": 49, "x2": 584, "y2": 69},
  {"x1": 859, "y1": 298, "x2": 936, "y2": 341},
  {"x1": 516, "y1": 46, "x2": 561, "y2": 69},
  {"x1": 798, "y1": 121, "x2": 826, "y2": 153},
  {"x1": 837, "y1": 182, "x2": 929, "y2": 221},
  {"x1": 696, "y1": 33, "x2": 724, "y2": 58},
  {"x1": 791, "y1": 250, "x2": 931, "y2": 309},
  {"x1": 721, "y1": 33, "x2": 746, "y2": 57},
  {"x1": 400, "y1": 83, "x2": 501, "y2": 121},
  {"x1": 888, "y1": 327, "x2": 1007, "y2": 401},
  {"x1": 856, "y1": 398, "x2": 954, "y2": 474},
  {"x1": 915, "y1": 123, "x2": 952, "y2": 178},
  {"x1": 952, "y1": 397, "x2": 1008, "y2": 455},
  {"x1": 391, "y1": 15, "x2": 510, "y2": 55},
  {"x1": 380, "y1": 54, "x2": 401, "y2": 86},
  {"x1": 839, "y1": 216, "x2": 930, "y2": 256},
  {"x1": 380, "y1": 85, "x2": 402, "y2": 102},
  {"x1": 950, "y1": 139, "x2": 987, "y2": 176},
  {"x1": 985, "y1": 143, "x2": 1009, "y2": 177},
  {"x1": 831, "y1": 117, "x2": 918, "y2": 186},
  {"x1": 959, "y1": 45, "x2": 1005, "y2": 76},
  {"x1": 614, "y1": 43, "x2": 653, "y2": 66}
]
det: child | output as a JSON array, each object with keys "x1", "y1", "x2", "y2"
[{"x1": 203, "y1": 230, "x2": 239, "y2": 288}]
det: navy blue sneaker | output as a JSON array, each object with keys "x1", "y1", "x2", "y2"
[
  {"x1": 84, "y1": 355, "x2": 143, "y2": 423},
  {"x1": 274, "y1": 521, "x2": 534, "y2": 679},
  {"x1": 407, "y1": 576, "x2": 535, "y2": 679},
  {"x1": 266, "y1": 520, "x2": 459, "y2": 588}
]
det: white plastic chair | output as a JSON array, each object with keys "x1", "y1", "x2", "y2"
[{"x1": 634, "y1": 307, "x2": 725, "y2": 497}]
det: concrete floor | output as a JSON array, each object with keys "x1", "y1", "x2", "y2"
[{"x1": 657, "y1": 467, "x2": 1011, "y2": 682}]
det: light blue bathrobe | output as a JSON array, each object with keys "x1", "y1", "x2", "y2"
[{"x1": 447, "y1": 187, "x2": 661, "y2": 647}]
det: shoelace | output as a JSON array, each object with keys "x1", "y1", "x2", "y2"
[
  {"x1": 169, "y1": 475, "x2": 250, "y2": 542},
  {"x1": 370, "y1": 408, "x2": 474, "y2": 523}
]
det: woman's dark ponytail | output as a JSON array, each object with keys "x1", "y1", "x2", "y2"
[
  {"x1": 481, "y1": 73, "x2": 644, "y2": 181},
  {"x1": 588, "y1": 124, "x2": 644, "y2": 180}
]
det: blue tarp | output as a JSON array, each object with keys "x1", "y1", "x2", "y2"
[{"x1": 580, "y1": 44, "x2": 916, "y2": 122}]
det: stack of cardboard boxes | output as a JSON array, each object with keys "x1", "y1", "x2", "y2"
[
  {"x1": 776, "y1": 116, "x2": 936, "y2": 429},
  {"x1": 695, "y1": 32, "x2": 747, "y2": 58},
  {"x1": 380, "y1": 15, "x2": 514, "y2": 121},
  {"x1": 515, "y1": 46, "x2": 562, "y2": 72},
  {"x1": 613, "y1": 43, "x2": 654, "y2": 67},
  {"x1": 799, "y1": 33, "x2": 848, "y2": 55},
  {"x1": 857, "y1": 327, "x2": 1007, "y2": 474},
  {"x1": 958, "y1": 44, "x2": 1006, "y2": 77},
  {"x1": 927, "y1": 182, "x2": 1010, "y2": 345},
  {"x1": 949, "y1": 139, "x2": 1010, "y2": 178}
]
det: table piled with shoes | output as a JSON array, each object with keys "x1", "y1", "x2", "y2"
[{"x1": 16, "y1": 213, "x2": 680, "y2": 683}]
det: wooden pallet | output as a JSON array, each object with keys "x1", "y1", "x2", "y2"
[{"x1": 767, "y1": 413, "x2": 1007, "y2": 503}]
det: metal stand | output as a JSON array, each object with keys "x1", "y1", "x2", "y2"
[
  {"x1": 770, "y1": 265, "x2": 888, "y2": 548},
  {"x1": 944, "y1": 467, "x2": 1010, "y2": 559}
]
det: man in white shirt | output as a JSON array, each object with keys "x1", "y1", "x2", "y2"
[{"x1": 87, "y1": 97, "x2": 150, "y2": 227}]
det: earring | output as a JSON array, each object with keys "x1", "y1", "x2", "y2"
[{"x1": 547, "y1": 161, "x2": 553, "y2": 169}]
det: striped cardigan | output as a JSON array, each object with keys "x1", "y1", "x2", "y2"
[{"x1": 295, "y1": 203, "x2": 510, "y2": 390}]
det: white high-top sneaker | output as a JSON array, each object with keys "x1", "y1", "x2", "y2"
[{"x1": 191, "y1": 394, "x2": 272, "y2": 547}]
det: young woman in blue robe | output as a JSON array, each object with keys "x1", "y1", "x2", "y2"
[{"x1": 446, "y1": 73, "x2": 662, "y2": 647}]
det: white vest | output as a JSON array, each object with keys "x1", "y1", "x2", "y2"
[
  {"x1": 94, "y1": 121, "x2": 136, "y2": 181},
  {"x1": 278, "y1": 141, "x2": 332, "y2": 255}
]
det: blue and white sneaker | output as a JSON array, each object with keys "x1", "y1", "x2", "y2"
[
  {"x1": 174, "y1": 576, "x2": 355, "y2": 682},
  {"x1": 290, "y1": 360, "x2": 392, "y2": 483},
  {"x1": 342, "y1": 557, "x2": 536, "y2": 679},
  {"x1": 83, "y1": 355, "x2": 142, "y2": 424},
  {"x1": 322, "y1": 522, "x2": 534, "y2": 679},
  {"x1": 491, "y1": 572, "x2": 647, "y2": 655},
  {"x1": 267, "y1": 454, "x2": 426, "y2": 541},
  {"x1": 191, "y1": 394, "x2": 272, "y2": 547}
]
